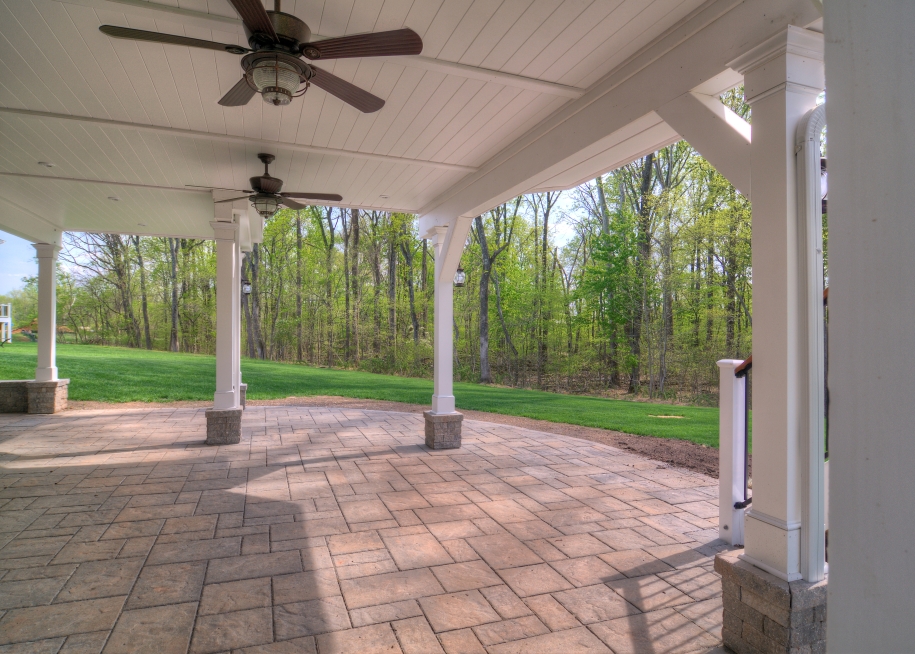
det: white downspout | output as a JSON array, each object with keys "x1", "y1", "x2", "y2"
[{"x1": 796, "y1": 103, "x2": 827, "y2": 582}]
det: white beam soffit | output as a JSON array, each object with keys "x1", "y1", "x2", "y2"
[
  {"x1": 51, "y1": 0, "x2": 585, "y2": 99},
  {"x1": 0, "y1": 108, "x2": 476, "y2": 174},
  {"x1": 657, "y1": 91, "x2": 752, "y2": 197},
  {"x1": 419, "y1": 0, "x2": 820, "y2": 225}
]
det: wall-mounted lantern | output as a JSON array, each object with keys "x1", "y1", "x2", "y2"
[
  {"x1": 241, "y1": 279, "x2": 253, "y2": 295},
  {"x1": 453, "y1": 266, "x2": 466, "y2": 287}
]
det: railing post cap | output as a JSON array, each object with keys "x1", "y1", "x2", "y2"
[{"x1": 717, "y1": 359, "x2": 744, "y2": 368}]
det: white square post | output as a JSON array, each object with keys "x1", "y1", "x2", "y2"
[
  {"x1": 212, "y1": 220, "x2": 240, "y2": 411},
  {"x1": 729, "y1": 26, "x2": 824, "y2": 582},
  {"x1": 206, "y1": 212, "x2": 243, "y2": 445},
  {"x1": 424, "y1": 223, "x2": 463, "y2": 449},
  {"x1": 33, "y1": 243, "x2": 60, "y2": 383},
  {"x1": 27, "y1": 242, "x2": 69, "y2": 413}
]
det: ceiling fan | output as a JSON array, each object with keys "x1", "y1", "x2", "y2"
[
  {"x1": 99, "y1": 0, "x2": 422, "y2": 112},
  {"x1": 202, "y1": 153, "x2": 343, "y2": 219}
]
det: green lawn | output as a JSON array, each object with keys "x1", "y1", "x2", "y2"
[{"x1": 0, "y1": 342, "x2": 722, "y2": 446}]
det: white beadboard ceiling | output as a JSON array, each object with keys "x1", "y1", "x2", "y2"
[{"x1": 0, "y1": 0, "x2": 795, "y2": 242}]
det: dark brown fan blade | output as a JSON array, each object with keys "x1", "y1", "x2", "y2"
[
  {"x1": 219, "y1": 78, "x2": 257, "y2": 107},
  {"x1": 214, "y1": 196, "x2": 252, "y2": 203},
  {"x1": 227, "y1": 0, "x2": 277, "y2": 41},
  {"x1": 99, "y1": 26, "x2": 249, "y2": 54},
  {"x1": 301, "y1": 28, "x2": 422, "y2": 60},
  {"x1": 280, "y1": 198, "x2": 308, "y2": 210},
  {"x1": 281, "y1": 192, "x2": 343, "y2": 202},
  {"x1": 186, "y1": 185, "x2": 252, "y2": 192},
  {"x1": 310, "y1": 66, "x2": 384, "y2": 113}
]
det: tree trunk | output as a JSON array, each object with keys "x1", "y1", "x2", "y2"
[
  {"x1": 296, "y1": 211, "x2": 303, "y2": 362},
  {"x1": 629, "y1": 153, "x2": 655, "y2": 394},
  {"x1": 387, "y1": 224, "x2": 397, "y2": 358},
  {"x1": 351, "y1": 209, "x2": 360, "y2": 363},
  {"x1": 168, "y1": 238, "x2": 180, "y2": 352},
  {"x1": 132, "y1": 236, "x2": 153, "y2": 349},
  {"x1": 473, "y1": 216, "x2": 493, "y2": 383}
]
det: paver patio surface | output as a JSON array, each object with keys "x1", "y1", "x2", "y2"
[{"x1": 0, "y1": 406, "x2": 729, "y2": 653}]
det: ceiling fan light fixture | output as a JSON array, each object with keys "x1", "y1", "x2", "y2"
[
  {"x1": 252, "y1": 194, "x2": 279, "y2": 219},
  {"x1": 248, "y1": 56, "x2": 305, "y2": 106}
]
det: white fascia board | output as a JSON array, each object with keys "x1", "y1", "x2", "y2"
[
  {"x1": 418, "y1": 0, "x2": 818, "y2": 224},
  {"x1": 657, "y1": 91, "x2": 752, "y2": 197},
  {"x1": 0, "y1": 196, "x2": 63, "y2": 245},
  {"x1": 527, "y1": 114, "x2": 679, "y2": 193}
]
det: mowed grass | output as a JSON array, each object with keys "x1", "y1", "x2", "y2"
[{"x1": 0, "y1": 342, "x2": 721, "y2": 446}]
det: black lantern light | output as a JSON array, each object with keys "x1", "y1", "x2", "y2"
[
  {"x1": 453, "y1": 266, "x2": 466, "y2": 287},
  {"x1": 242, "y1": 279, "x2": 253, "y2": 295}
]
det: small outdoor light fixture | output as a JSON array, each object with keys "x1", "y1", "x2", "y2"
[
  {"x1": 37, "y1": 161, "x2": 55, "y2": 168},
  {"x1": 241, "y1": 279, "x2": 253, "y2": 295},
  {"x1": 453, "y1": 266, "x2": 466, "y2": 287},
  {"x1": 252, "y1": 194, "x2": 279, "y2": 219},
  {"x1": 107, "y1": 196, "x2": 120, "y2": 201}
]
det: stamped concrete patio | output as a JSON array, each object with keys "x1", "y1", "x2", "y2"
[{"x1": 0, "y1": 406, "x2": 729, "y2": 653}]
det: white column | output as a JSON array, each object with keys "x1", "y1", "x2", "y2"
[
  {"x1": 729, "y1": 27, "x2": 824, "y2": 581},
  {"x1": 232, "y1": 211, "x2": 245, "y2": 408},
  {"x1": 825, "y1": 2, "x2": 915, "y2": 649},
  {"x1": 33, "y1": 243, "x2": 60, "y2": 382},
  {"x1": 717, "y1": 359, "x2": 747, "y2": 547},
  {"x1": 430, "y1": 226, "x2": 456, "y2": 415},
  {"x1": 212, "y1": 221, "x2": 239, "y2": 410}
]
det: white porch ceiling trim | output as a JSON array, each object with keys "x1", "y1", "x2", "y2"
[
  {"x1": 52, "y1": 0, "x2": 584, "y2": 99},
  {"x1": 418, "y1": 0, "x2": 820, "y2": 231},
  {"x1": 0, "y1": 107, "x2": 476, "y2": 174},
  {"x1": 0, "y1": 172, "x2": 206, "y2": 195}
]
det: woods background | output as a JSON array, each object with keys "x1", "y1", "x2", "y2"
[{"x1": 2, "y1": 95, "x2": 758, "y2": 405}]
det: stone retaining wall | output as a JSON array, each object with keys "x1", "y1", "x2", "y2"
[{"x1": 0, "y1": 381, "x2": 29, "y2": 413}]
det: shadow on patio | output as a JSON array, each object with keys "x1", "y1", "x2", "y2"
[{"x1": 0, "y1": 406, "x2": 730, "y2": 653}]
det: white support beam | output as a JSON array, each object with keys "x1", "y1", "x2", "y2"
[
  {"x1": 212, "y1": 216, "x2": 239, "y2": 411},
  {"x1": 0, "y1": 108, "x2": 476, "y2": 175},
  {"x1": 33, "y1": 243, "x2": 60, "y2": 382},
  {"x1": 732, "y1": 26, "x2": 824, "y2": 582},
  {"x1": 657, "y1": 91, "x2": 752, "y2": 197},
  {"x1": 419, "y1": 0, "x2": 819, "y2": 225},
  {"x1": 430, "y1": 227, "x2": 455, "y2": 415},
  {"x1": 0, "y1": 196, "x2": 64, "y2": 245}
]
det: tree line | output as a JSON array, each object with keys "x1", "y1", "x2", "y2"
[{"x1": 3, "y1": 96, "x2": 754, "y2": 404}]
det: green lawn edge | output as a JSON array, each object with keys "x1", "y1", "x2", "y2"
[{"x1": 0, "y1": 342, "x2": 721, "y2": 447}]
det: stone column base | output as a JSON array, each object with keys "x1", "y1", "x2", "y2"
[
  {"x1": 0, "y1": 381, "x2": 30, "y2": 413},
  {"x1": 424, "y1": 411, "x2": 463, "y2": 449},
  {"x1": 240, "y1": 383, "x2": 247, "y2": 409},
  {"x1": 716, "y1": 551, "x2": 826, "y2": 654},
  {"x1": 27, "y1": 379, "x2": 69, "y2": 414},
  {"x1": 205, "y1": 408, "x2": 242, "y2": 445}
]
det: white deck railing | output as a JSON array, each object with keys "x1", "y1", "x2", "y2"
[{"x1": 718, "y1": 359, "x2": 748, "y2": 546}]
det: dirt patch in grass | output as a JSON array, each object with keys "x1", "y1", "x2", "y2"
[{"x1": 68, "y1": 395, "x2": 722, "y2": 479}]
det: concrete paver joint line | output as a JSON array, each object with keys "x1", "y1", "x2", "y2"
[{"x1": 0, "y1": 406, "x2": 731, "y2": 653}]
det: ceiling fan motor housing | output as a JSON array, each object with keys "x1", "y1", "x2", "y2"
[{"x1": 244, "y1": 11, "x2": 310, "y2": 52}]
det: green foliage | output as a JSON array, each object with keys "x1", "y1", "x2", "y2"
[{"x1": 0, "y1": 342, "x2": 720, "y2": 445}]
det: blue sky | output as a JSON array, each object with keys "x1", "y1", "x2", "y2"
[{"x1": 0, "y1": 230, "x2": 37, "y2": 294}]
